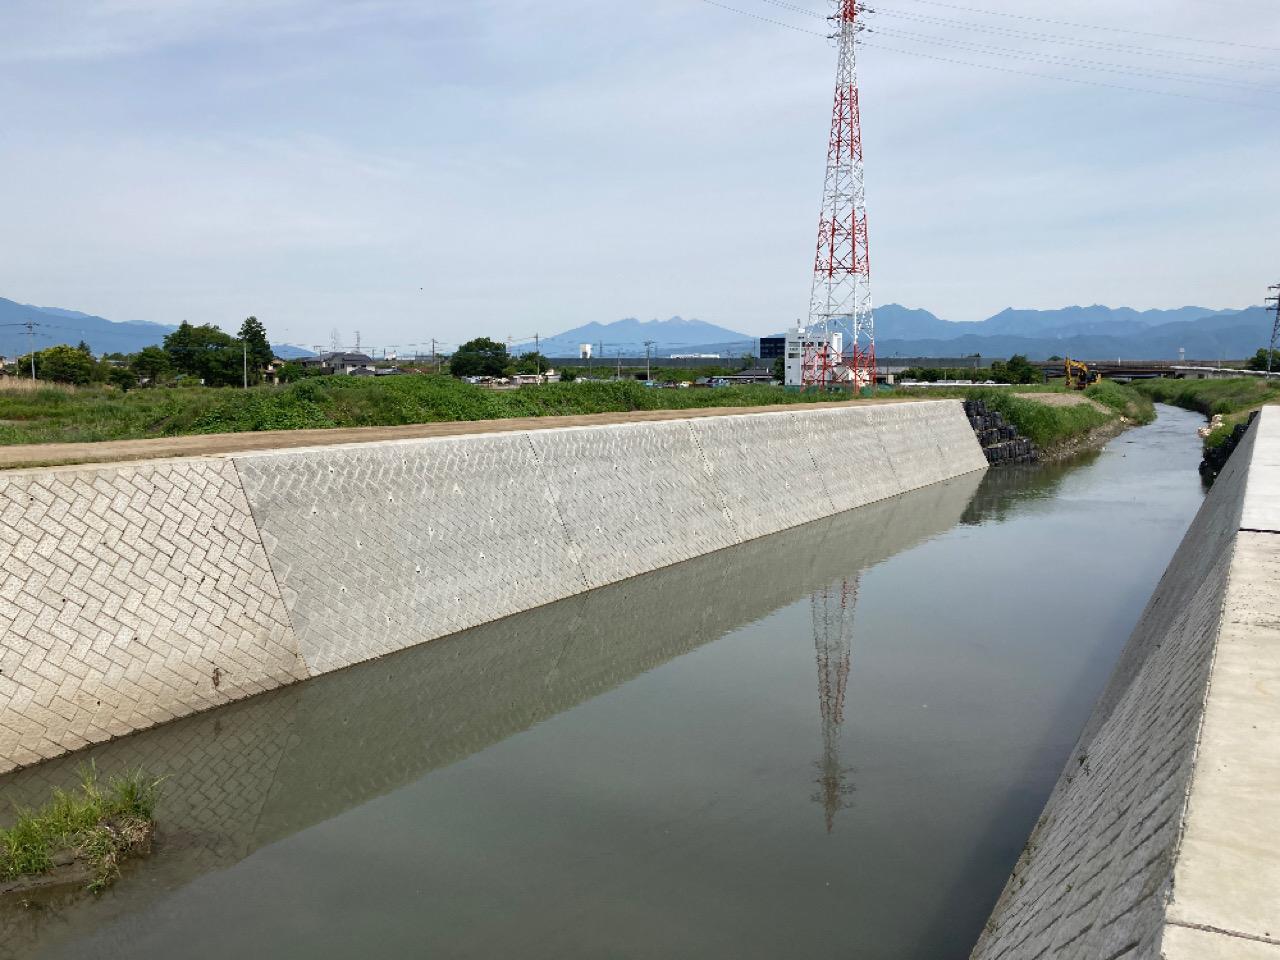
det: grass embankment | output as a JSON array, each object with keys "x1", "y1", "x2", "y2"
[
  {"x1": 896, "y1": 382, "x2": 1153, "y2": 450},
  {"x1": 1132, "y1": 378, "x2": 1280, "y2": 448},
  {"x1": 1, "y1": 767, "x2": 161, "y2": 893},
  {"x1": 0, "y1": 376, "x2": 867, "y2": 446}
]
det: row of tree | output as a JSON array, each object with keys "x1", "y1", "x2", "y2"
[{"x1": 11, "y1": 317, "x2": 275, "y2": 388}]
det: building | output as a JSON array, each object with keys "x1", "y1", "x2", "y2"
[
  {"x1": 784, "y1": 327, "x2": 843, "y2": 387},
  {"x1": 300, "y1": 352, "x2": 376, "y2": 375},
  {"x1": 710, "y1": 367, "x2": 777, "y2": 386},
  {"x1": 759, "y1": 336, "x2": 785, "y2": 362}
]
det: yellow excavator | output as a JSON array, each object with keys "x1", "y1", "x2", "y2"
[{"x1": 1064, "y1": 357, "x2": 1102, "y2": 390}]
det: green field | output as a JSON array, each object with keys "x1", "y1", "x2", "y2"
[
  {"x1": 0, "y1": 374, "x2": 1158, "y2": 450},
  {"x1": 0, "y1": 376, "x2": 861, "y2": 446}
]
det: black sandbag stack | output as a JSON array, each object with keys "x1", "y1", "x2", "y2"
[{"x1": 963, "y1": 398, "x2": 1039, "y2": 466}]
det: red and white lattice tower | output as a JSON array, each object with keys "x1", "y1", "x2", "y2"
[{"x1": 803, "y1": 0, "x2": 875, "y2": 391}]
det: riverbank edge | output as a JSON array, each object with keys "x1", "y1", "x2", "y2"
[{"x1": 970, "y1": 405, "x2": 1280, "y2": 960}]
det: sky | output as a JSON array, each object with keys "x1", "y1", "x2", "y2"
[{"x1": 0, "y1": 0, "x2": 1277, "y2": 352}]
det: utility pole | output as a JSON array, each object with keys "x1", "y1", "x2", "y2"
[
  {"x1": 27, "y1": 319, "x2": 36, "y2": 380},
  {"x1": 432, "y1": 338, "x2": 437, "y2": 372},
  {"x1": 534, "y1": 333, "x2": 541, "y2": 376},
  {"x1": 1267, "y1": 283, "x2": 1280, "y2": 374},
  {"x1": 243, "y1": 340, "x2": 248, "y2": 389},
  {"x1": 644, "y1": 340, "x2": 655, "y2": 381}
]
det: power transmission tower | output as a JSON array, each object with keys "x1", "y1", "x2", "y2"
[
  {"x1": 811, "y1": 576, "x2": 859, "y2": 832},
  {"x1": 802, "y1": 0, "x2": 876, "y2": 392},
  {"x1": 1267, "y1": 283, "x2": 1280, "y2": 374}
]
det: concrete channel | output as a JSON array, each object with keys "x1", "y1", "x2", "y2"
[{"x1": 971, "y1": 405, "x2": 1280, "y2": 960}]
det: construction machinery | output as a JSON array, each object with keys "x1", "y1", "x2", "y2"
[{"x1": 1064, "y1": 358, "x2": 1101, "y2": 390}]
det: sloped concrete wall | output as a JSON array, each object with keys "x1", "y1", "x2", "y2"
[
  {"x1": 970, "y1": 406, "x2": 1280, "y2": 960},
  {"x1": 0, "y1": 400, "x2": 986, "y2": 773}
]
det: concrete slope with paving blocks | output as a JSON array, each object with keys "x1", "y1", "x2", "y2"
[
  {"x1": 970, "y1": 405, "x2": 1280, "y2": 960},
  {"x1": 0, "y1": 400, "x2": 986, "y2": 774}
]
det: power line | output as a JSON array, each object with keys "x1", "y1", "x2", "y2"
[
  {"x1": 887, "y1": 0, "x2": 1280, "y2": 54},
  {"x1": 754, "y1": 0, "x2": 1280, "y2": 75},
  {"x1": 863, "y1": 26, "x2": 1280, "y2": 93},
  {"x1": 858, "y1": 38, "x2": 1280, "y2": 111},
  {"x1": 865, "y1": 6, "x2": 1280, "y2": 72},
  {"x1": 696, "y1": 0, "x2": 1280, "y2": 111}
]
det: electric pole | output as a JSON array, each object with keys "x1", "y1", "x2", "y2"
[
  {"x1": 534, "y1": 333, "x2": 541, "y2": 376},
  {"x1": 1267, "y1": 283, "x2": 1280, "y2": 374},
  {"x1": 644, "y1": 340, "x2": 655, "y2": 381},
  {"x1": 243, "y1": 340, "x2": 248, "y2": 389},
  {"x1": 27, "y1": 319, "x2": 36, "y2": 380}
]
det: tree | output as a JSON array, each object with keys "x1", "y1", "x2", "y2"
[
  {"x1": 1247, "y1": 348, "x2": 1280, "y2": 372},
  {"x1": 739, "y1": 353, "x2": 757, "y2": 371},
  {"x1": 75, "y1": 340, "x2": 93, "y2": 356},
  {"x1": 106, "y1": 366, "x2": 137, "y2": 391},
  {"x1": 131, "y1": 346, "x2": 172, "y2": 384},
  {"x1": 990, "y1": 354, "x2": 1042, "y2": 385},
  {"x1": 238, "y1": 316, "x2": 274, "y2": 381},
  {"x1": 771, "y1": 357, "x2": 785, "y2": 382},
  {"x1": 26, "y1": 344, "x2": 96, "y2": 384},
  {"x1": 449, "y1": 337, "x2": 510, "y2": 378},
  {"x1": 163, "y1": 322, "x2": 242, "y2": 386},
  {"x1": 560, "y1": 367, "x2": 578, "y2": 382},
  {"x1": 278, "y1": 361, "x2": 305, "y2": 383},
  {"x1": 513, "y1": 351, "x2": 549, "y2": 375}
]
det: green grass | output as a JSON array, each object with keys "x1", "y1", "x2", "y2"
[
  {"x1": 1131, "y1": 377, "x2": 1280, "y2": 417},
  {"x1": 1132, "y1": 377, "x2": 1280, "y2": 451},
  {"x1": 1083, "y1": 380, "x2": 1156, "y2": 423},
  {"x1": 0, "y1": 376, "x2": 874, "y2": 446},
  {"x1": 1, "y1": 765, "x2": 162, "y2": 892},
  {"x1": 894, "y1": 383, "x2": 1151, "y2": 449}
]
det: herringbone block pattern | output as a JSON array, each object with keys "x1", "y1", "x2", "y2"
[
  {"x1": 236, "y1": 436, "x2": 585, "y2": 675},
  {"x1": 0, "y1": 459, "x2": 306, "y2": 773}
]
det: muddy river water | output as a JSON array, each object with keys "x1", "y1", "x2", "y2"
[{"x1": 0, "y1": 405, "x2": 1207, "y2": 959}]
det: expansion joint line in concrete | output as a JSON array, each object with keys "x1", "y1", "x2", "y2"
[
  {"x1": 230, "y1": 456, "x2": 311, "y2": 678},
  {"x1": 521, "y1": 434, "x2": 591, "y2": 594},
  {"x1": 798, "y1": 413, "x2": 839, "y2": 516},
  {"x1": 1166, "y1": 920, "x2": 1280, "y2": 947},
  {"x1": 683, "y1": 421, "x2": 743, "y2": 545}
]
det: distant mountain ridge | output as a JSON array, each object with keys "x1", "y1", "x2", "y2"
[
  {"x1": 0, "y1": 297, "x2": 312, "y2": 358},
  {"x1": 534, "y1": 317, "x2": 753, "y2": 357},
  {"x1": 2, "y1": 296, "x2": 1270, "y2": 365}
]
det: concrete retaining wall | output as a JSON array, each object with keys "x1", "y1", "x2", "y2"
[
  {"x1": 971, "y1": 405, "x2": 1280, "y2": 960},
  {"x1": 0, "y1": 400, "x2": 987, "y2": 774}
]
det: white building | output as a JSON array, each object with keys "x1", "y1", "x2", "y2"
[{"x1": 784, "y1": 327, "x2": 842, "y2": 387}]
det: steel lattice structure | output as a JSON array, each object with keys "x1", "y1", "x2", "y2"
[
  {"x1": 804, "y1": 0, "x2": 875, "y2": 391},
  {"x1": 1267, "y1": 283, "x2": 1280, "y2": 374},
  {"x1": 811, "y1": 576, "x2": 859, "y2": 832}
]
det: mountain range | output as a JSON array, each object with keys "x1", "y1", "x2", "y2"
[
  {"x1": 0, "y1": 298, "x2": 312, "y2": 358},
  {"x1": 536, "y1": 305, "x2": 1272, "y2": 362},
  {"x1": 1, "y1": 296, "x2": 1272, "y2": 364}
]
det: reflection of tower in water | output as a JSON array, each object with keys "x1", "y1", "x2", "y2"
[{"x1": 811, "y1": 576, "x2": 859, "y2": 832}]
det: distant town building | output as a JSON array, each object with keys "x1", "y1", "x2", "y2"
[
  {"x1": 300, "y1": 351, "x2": 376, "y2": 375},
  {"x1": 759, "y1": 336, "x2": 785, "y2": 361}
]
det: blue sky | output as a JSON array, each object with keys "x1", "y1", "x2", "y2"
[{"x1": 0, "y1": 0, "x2": 1277, "y2": 352}]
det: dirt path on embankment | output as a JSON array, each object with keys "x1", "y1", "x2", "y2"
[{"x1": 0, "y1": 397, "x2": 924, "y2": 470}]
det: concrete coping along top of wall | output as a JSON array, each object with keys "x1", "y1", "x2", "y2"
[{"x1": 1163, "y1": 404, "x2": 1280, "y2": 958}]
